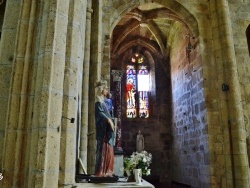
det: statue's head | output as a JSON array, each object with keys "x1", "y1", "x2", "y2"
[
  {"x1": 95, "y1": 80, "x2": 107, "y2": 88},
  {"x1": 95, "y1": 80, "x2": 108, "y2": 97}
]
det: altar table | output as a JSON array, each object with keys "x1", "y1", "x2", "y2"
[{"x1": 75, "y1": 178, "x2": 155, "y2": 188}]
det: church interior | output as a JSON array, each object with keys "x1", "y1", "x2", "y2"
[{"x1": 0, "y1": 0, "x2": 250, "y2": 188}]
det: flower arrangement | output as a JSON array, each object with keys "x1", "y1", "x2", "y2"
[{"x1": 124, "y1": 150, "x2": 152, "y2": 176}]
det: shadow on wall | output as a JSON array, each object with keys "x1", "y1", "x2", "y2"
[{"x1": 246, "y1": 24, "x2": 250, "y2": 56}]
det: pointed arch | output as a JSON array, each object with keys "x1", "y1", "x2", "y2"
[{"x1": 110, "y1": 1, "x2": 199, "y2": 37}]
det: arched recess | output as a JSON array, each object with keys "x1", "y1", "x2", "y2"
[
  {"x1": 247, "y1": 24, "x2": 250, "y2": 56},
  {"x1": 109, "y1": 1, "x2": 204, "y2": 186}
]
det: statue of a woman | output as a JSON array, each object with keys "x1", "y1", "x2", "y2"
[
  {"x1": 94, "y1": 80, "x2": 115, "y2": 177},
  {"x1": 136, "y1": 130, "x2": 144, "y2": 153}
]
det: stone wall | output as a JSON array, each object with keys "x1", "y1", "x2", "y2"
[{"x1": 169, "y1": 21, "x2": 209, "y2": 188}]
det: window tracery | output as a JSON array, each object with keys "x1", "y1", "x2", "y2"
[{"x1": 126, "y1": 53, "x2": 150, "y2": 118}]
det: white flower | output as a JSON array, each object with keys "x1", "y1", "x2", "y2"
[
  {"x1": 146, "y1": 169, "x2": 151, "y2": 175},
  {"x1": 124, "y1": 150, "x2": 152, "y2": 176}
]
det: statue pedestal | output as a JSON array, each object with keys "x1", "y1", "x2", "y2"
[{"x1": 114, "y1": 147, "x2": 124, "y2": 176}]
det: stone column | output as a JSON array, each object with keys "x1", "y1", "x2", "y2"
[
  {"x1": 80, "y1": 0, "x2": 92, "y2": 174},
  {"x1": 59, "y1": 0, "x2": 86, "y2": 185},
  {"x1": 111, "y1": 70, "x2": 123, "y2": 151},
  {"x1": 88, "y1": 0, "x2": 103, "y2": 174},
  {"x1": 0, "y1": 0, "x2": 20, "y2": 175},
  {"x1": 27, "y1": 1, "x2": 70, "y2": 187},
  {"x1": 0, "y1": 1, "x2": 33, "y2": 187},
  {"x1": 215, "y1": 0, "x2": 249, "y2": 187}
]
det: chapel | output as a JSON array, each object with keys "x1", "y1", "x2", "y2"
[{"x1": 0, "y1": 0, "x2": 250, "y2": 188}]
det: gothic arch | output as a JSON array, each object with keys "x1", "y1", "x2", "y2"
[
  {"x1": 113, "y1": 38, "x2": 162, "y2": 59},
  {"x1": 109, "y1": 1, "x2": 199, "y2": 37}
]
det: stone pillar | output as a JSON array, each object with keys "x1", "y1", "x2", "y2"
[
  {"x1": 215, "y1": 0, "x2": 249, "y2": 187},
  {"x1": 112, "y1": 70, "x2": 123, "y2": 151},
  {"x1": 0, "y1": 0, "x2": 19, "y2": 164},
  {"x1": 80, "y1": 0, "x2": 92, "y2": 174},
  {"x1": 59, "y1": 0, "x2": 86, "y2": 185},
  {"x1": 26, "y1": 1, "x2": 70, "y2": 187},
  {"x1": 0, "y1": 0, "x2": 20, "y2": 177},
  {"x1": 88, "y1": 0, "x2": 103, "y2": 174},
  {"x1": 0, "y1": 1, "x2": 33, "y2": 187}
]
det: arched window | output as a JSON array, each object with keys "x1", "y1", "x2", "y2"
[
  {"x1": 247, "y1": 24, "x2": 250, "y2": 56},
  {"x1": 126, "y1": 53, "x2": 150, "y2": 118}
]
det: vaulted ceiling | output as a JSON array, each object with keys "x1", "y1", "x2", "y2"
[{"x1": 111, "y1": 3, "x2": 189, "y2": 59}]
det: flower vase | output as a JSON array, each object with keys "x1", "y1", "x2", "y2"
[{"x1": 133, "y1": 169, "x2": 142, "y2": 185}]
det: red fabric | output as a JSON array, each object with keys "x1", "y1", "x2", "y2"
[
  {"x1": 126, "y1": 82, "x2": 133, "y2": 92},
  {"x1": 95, "y1": 142, "x2": 114, "y2": 177},
  {"x1": 126, "y1": 82, "x2": 134, "y2": 101}
]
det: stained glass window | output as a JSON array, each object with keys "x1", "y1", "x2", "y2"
[{"x1": 126, "y1": 54, "x2": 150, "y2": 118}]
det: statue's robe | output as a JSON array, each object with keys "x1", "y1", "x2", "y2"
[{"x1": 95, "y1": 100, "x2": 115, "y2": 177}]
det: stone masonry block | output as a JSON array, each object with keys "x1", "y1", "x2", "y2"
[
  {"x1": 48, "y1": 92, "x2": 63, "y2": 126},
  {"x1": 234, "y1": 165, "x2": 249, "y2": 179},
  {"x1": 57, "y1": 0, "x2": 69, "y2": 16},
  {"x1": 0, "y1": 65, "x2": 12, "y2": 94},
  {"x1": 44, "y1": 12, "x2": 57, "y2": 52},
  {"x1": 232, "y1": 141, "x2": 247, "y2": 154},
  {"x1": 2, "y1": 1, "x2": 20, "y2": 28},
  {"x1": 0, "y1": 97, "x2": 8, "y2": 127},
  {"x1": 54, "y1": 15, "x2": 68, "y2": 53},
  {"x1": 66, "y1": 27, "x2": 81, "y2": 58},
  {"x1": 16, "y1": 20, "x2": 29, "y2": 57},
  {"x1": 62, "y1": 97, "x2": 77, "y2": 116},
  {"x1": 233, "y1": 154, "x2": 248, "y2": 166},
  {"x1": 51, "y1": 54, "x2": 65, "y2": 90},
  {"x1": 0, "y1": 29, "x2": 17, "y2": 60}
]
